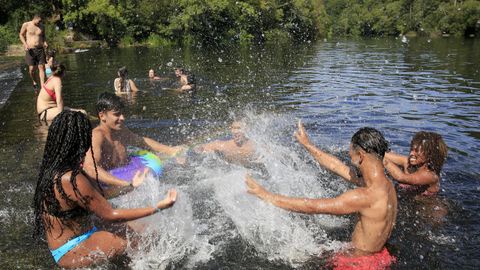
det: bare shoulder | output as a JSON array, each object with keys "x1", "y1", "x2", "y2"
[{"x1": 92, "y1": 127, "x2": 107, "y2": 142}]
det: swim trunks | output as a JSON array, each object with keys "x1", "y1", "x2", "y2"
[
  {"x1": 25, "y1": 47, "x2": 46, "y2": 66},
  {"x1": 50, "y1": 226, "x2": 97, "y2": 263},
  {"x1": 331, "y1": 247, "x2": 396, "y2": 270}
]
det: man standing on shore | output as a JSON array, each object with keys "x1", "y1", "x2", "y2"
[{"x1": 19, "y1": 14, "x2": 48, "y2": 91}]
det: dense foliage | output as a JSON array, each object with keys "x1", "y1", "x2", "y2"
[{"x1": 0, "y1": 0, "x2": 478, "y2": 50}]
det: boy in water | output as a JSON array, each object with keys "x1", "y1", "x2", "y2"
[
  {"x1": 246, "y1": 121, "x2": 397, "y2": 269},
  {"x1": 83, "y1": 92, "x2": 184, "y2": 193},
  {"x1": 148, "y1": 69, "x2": 161, "y2": 80},
  {"x1": 194, "y1": 121, "x2": 256, "y2": 165},
  {"x1": 174, "y1": 67, "x2": 196, "y2": 91},
  {"x1": 383, "y1": 131, "x2": 448, "y2": 195}
]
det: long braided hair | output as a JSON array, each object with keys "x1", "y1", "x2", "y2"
[{"x1": 33, "y1": 111, "x2": 99, "y2": 238}]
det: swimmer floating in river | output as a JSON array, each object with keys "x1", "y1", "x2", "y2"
[
  {"x1": 246, "y1": 121, "x2": 397, "y2": 269},
  {"x1": 33, "y1": 111, "x2": 177, "y2": 269},
  {"x1": 148, "y1": 69, "x2": 161, "y2": 80},
  {"x1": 82, "y1": 92, "x2": 184, "y2": 196},
  {"x1": 383, "y1": 131, "x2": 448, "y2": 196}
]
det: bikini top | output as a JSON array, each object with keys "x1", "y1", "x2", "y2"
[{"x1": 43, "y1": 77, "x2": 57, "y2": 102}]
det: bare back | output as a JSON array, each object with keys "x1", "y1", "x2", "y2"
[
  {"x1": 45, "y1": 172, "x2": 93, "y2": 250},
  {"x1": 351, "y1": 178, "x2": 397, "y2": 254}
]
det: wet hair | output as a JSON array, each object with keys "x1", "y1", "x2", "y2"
[
  {"x1": 174, "y1": 67, "x2": 185, "y2": 74},
  {"x1": 410, "y1": 131, "x2": 448, "y2": 175},
  {"x1": 351, "y1": 127, "x2": 389, "y2": 159},
  {"x1": 51, "y1": 63, "x2": 65, "y2": 77},
  {"x1": 117, "y1": 66, "x2": 129, "y2": 91},
  {"x1": 33, "y1": 111, "x2": 99, "y2": 238},
  {"x1": 96, "y1": 92, "x2": 125, "y2": 116},
  {"x1": 46, "y1": 49, "x2": 56, "y2": 60},
  {"x1": 33, "y1": 14, "x2": 42, "y2": 19}
]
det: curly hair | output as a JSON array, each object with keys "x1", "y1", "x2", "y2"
[
  {"x1": 33, "y1": 111, "x2": 99, "y2": 238},
  {"x1": 410, "y1": 131, "x2": 448, "y2": 175}
]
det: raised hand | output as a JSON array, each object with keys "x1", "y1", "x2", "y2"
[
  {"x1": 131, "y1": 168, "x2": 149, "y2": 187},
  {"x1": 156, "y1": 189, "x2": 177, "y2": 209},
  {"x1": 294, "y1": 119, "x2": 311, "y2": 146},
  {"x1": 245, "y1": 174, "x2": 267, "y2": 197}
]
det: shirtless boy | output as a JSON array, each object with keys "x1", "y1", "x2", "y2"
[
  {"x1": 19, "y1": 14, "x2": 48, "y2": 90},
  {"x1": 194, "y1": 121, "x2": 256, "y2": 165},
  {"x1": 174, "y1": 68, "x2": 195, "y2": 92},
  {"x1": 384, "y1": 131, "x2": 448, "y2": 195},
  {"x1": 83, "y1": 92, "x2": 184, "y2": 193},
  {"x1": 246, "y1": 122, "x2": 397, "y2": 269}
]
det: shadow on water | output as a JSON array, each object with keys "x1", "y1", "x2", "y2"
[{"x1": 0, "y1": 38, "x2": 479, "y2": 269}]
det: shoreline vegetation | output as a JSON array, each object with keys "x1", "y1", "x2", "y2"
[{"x1": 1, "y1": 0, "x2": 479, "y2": 55}]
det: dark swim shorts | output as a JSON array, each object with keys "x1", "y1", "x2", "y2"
[{"x1": 25, "y1": 47, "x2": 46, "y2": 66}]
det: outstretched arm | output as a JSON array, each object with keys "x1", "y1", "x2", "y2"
[
  {"x1": 63, "y1": 173, "x2": 176, "y2": 222},
  {"x1": 123, "y1": 128, "x2": 184, "y2": 156},
  {"x1": 294, "y1": 120, "x2": 362, "y2": 185},
  {"x1": 246, "y1": 175, "x2": 369, "y2": 215},
  {"x1": 384, "y1": 152, "x2": 408, "y2": 168},
  {"x1": 384, "y1": 159, "x2": 438, "y2": 186}
]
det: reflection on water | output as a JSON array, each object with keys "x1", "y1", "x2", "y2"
[{"x1": 0, "y1": 38, "x2": 479, "y2": 269}]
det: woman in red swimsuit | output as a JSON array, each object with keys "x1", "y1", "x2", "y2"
[{"x1": 36, "y1": 63, "x2": 86, "y2": 121}]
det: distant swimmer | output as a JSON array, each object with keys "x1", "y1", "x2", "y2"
[
  {"x1": 36, "y1": 63, "x2": 87, "y2": 121},
  {"x1": 194, "y1": 121, "x2": 257, "y2": 165},
  {"x1": 114, "y1": 67, "x2": 139, "y2": 93},
  {"x1": 384, "y1": 131, "x2": 448, "y2": 196},
  {"x1": 246, "y1": 121, "x2": 397, "y2": 269},
  {"x1": 83, "y1": 92, "x2": 184, "y2": 196},
  {"x1": 174, "y1": 67, "x2": 196, "y2": 92},
  {"x1": 19, "y1": 14, "x2": 48, "y2": 91},
  {"x1": 148, "y1": 69, "x2": 161, "y2": 80},
  {"x1": 33, "y1": 111, "x2": 177, "y2": 269}
]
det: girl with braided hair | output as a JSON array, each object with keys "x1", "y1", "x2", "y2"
[
  {"x1": 383, "y1": 131, "x2": 448, "y2": 195},
  {"x1": 33, "y1": 111, "x2": 177, "y2": 268}
]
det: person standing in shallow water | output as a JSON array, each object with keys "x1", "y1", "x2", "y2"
[
  {"x1": 19, "y1": 14, "x2": 48, "y2": 91},
  {"x1": 33, "y1": 111, "x2": 177, "y2": 268},
  {"x1": 246, "y1": 121, "x2": 397, "y2": 269},
  {"x1": 383, "y1": 131, "x2": 448, "y2": 196}
]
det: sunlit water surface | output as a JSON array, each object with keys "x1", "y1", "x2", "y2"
[{"x1": 0, "y1": 38, "x2": 479, "y2": 269}]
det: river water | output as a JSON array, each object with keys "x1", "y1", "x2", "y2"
[{"x1": 0, "y1": 38, "x2": 478, "y2": 269}]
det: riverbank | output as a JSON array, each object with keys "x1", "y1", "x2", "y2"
[{"x1": 2, "y1": 40, "x2": 105, "y2": 57}]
